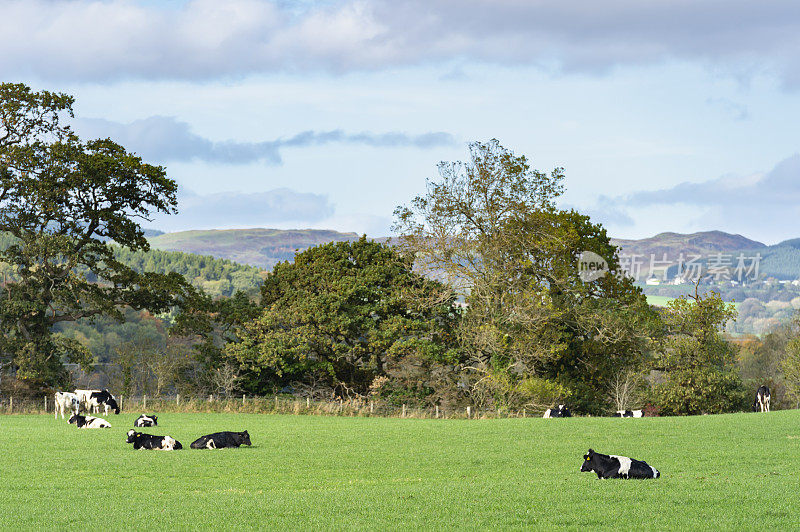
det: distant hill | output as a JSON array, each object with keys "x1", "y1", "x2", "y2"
[
  {"x1": 148, "y1": 229, "x2": 370, "y2": 270},
  {"x1": 611, "y1": 231, "x2": 766, "y2": 260}
]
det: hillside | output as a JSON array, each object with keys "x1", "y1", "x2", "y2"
[
  {"x1": 611, "y1": 230, "x2": 766, "y2": 259},
  {"x1": 148, "y1": 228, "x2": 366, "y2": 269}
]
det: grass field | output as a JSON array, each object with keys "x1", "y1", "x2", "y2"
[{"x1": 2, "y1": 411, "x2": 799, "y2": 530}]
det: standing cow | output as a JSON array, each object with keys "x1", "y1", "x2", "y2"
[
  {"x1": 54, "y1": 392, "x2": 80, "y2": 420},
  {"x1": 754, "y1": 385, "x2": 771, "y2": 412},
  {"x1": 75, "y1": 389, "x2": 120, "y2": 416}
]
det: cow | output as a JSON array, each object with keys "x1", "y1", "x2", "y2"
[
  {"x1": 134, "y1": 414, "x2": 158, "y2": 427},
  {"x1": 126, "y1": 430, "x2": 182, "y2": 450},
  {"x1": 754, "y1": 385, "x2": 771, "y2": 412},
  {"x1": 75, "y1": 389, "x2": 120, "y2": 416},
  {"x1": 190, "y1": 431, "x2": 251, "y2": 449},
  {"x1": 580, "y1": 448, "x2": 660, "y2": 479},
  {"x1": 68, "y1": 414, "x2": 111, "y2": 429},
  {"x1": 614, "y1": 409, "x2": 643, "y2": 418},
  {"x1": 54, "y1": 392, "x2": 80, "y2": 420},
  {"x1": 543, "y1": 405, "x2": 571, "y2": 418}
]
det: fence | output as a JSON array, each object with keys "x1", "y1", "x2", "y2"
[{"x1": 0, "y1": 393, "x2": 541, "y2": 420}]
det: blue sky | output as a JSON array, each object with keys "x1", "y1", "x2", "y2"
[{"x1": 3, "y1": 0, "x2": 800, "y2": 243}]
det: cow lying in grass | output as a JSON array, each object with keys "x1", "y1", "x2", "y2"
[
  {"x1": 54, "y1": 392, "x2": 80, "y2": 420},
  {"x1": 190, "y1": 431, "x2": 251, "y2": 449},
  {"x1": 134, "y1": 414, "x2": 158, "y2": 427},
  {"x1": 543, "y1": 405, "x2": 571, "y2": 418},
  {"x1": 126, "y1": 430, "x2": 182, "y2": 450},
  {"x1": 614, "y1": 409, "x2": 643, "y2": 418},
  {"x1": 68, "y1": 414, "x2": 111, "y2": 429},
  {"x1": 580, "y1": 449, "x2": 659, "y2": 479}
]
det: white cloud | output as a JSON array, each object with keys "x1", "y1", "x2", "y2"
[{"x1": 4, "y1": 0, "x2": 800, "y2": 86}]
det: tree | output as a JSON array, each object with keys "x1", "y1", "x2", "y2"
[
  {"x1": 780, "y1": 316, "x2": 800, "y2": 408},
  {"x1": 394, "y1": 139, "x2": 657, "y2": 413},
  {"x1": 652, "y1": 288, "x2": 748, "y2": 415},
  {"x1": 0, "y1": 83, "x2": 191, "y2": 388},
  {"x1": 224, "y1": 238, "x2": 461, "y2": 402}
]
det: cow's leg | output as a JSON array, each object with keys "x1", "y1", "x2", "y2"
[{"x1": 766, "y1": 397, "x2": 770, "y2": 412}]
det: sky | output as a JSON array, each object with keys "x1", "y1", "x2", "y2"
[{"x1": 3, "y1": 0, "x2": 800, "y2": 243}]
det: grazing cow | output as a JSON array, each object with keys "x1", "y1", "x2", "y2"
[
  {"x1": 126, "y1": 430, "x2": 182, "y2": 450},
  {"x1": 543, "y1": 405, "x2": 571, "y2": 418},
  {"x1": 54, "y1": 392, "x2": 80, "y2": 420},
  {"x1": 614, "y1": 409, "x2": 643, "y2": 418},
  {"x1": 68, "y1": 414, "x2": 111, "y2": 429},
  {"x1": 580, "y1": 448, "x2": 660, "y2": 479},
  {"x1": 190, "y1": 431, "x2": 251, "y2": 449},
  {"x1": 134, "y1": 414, "x2": 158, "y2": 427},
  {"x1": 75, "y1": 389, "x2": 120, "y2": 416},
  {"x1": 754, "y1": 385, "x2": 771, "y2": 412}
]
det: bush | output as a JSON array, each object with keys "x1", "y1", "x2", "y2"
[{"x1": 650, "y1": 368, "x2": 749, "y2": 415}]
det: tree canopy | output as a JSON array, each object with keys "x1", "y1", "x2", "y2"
[{"x1": 0, "y1": 82, "x2": 191, "y2": 387}]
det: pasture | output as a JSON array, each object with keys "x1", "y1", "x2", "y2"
[{"x1": 1, "y1": 411, "x2": 798, "y2": 529}]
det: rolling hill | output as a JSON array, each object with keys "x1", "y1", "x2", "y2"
[
  {"x1": 610, "y1": 230, "x2": 766, "y2": 260},
  {"x1": 147, "y1": 228, "x2": 368, "y2": 269}
]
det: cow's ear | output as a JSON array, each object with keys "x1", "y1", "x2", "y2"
[{"x1": 588, "y1": 448, "x2": 594, "y2": 454}]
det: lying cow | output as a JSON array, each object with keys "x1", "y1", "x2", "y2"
[
  {"x1": 754, "y1": 385, "x2": 771, "y2": 412},
  {"x1": 75, "y1": 389, "x2": 120, "y2": 416},
  {"x1": 615, "y1": 409, "x2": 643, "y2": 418},
  {"x1": 543, "y1": 405, "x2": 571, "y2": 418},
  {"x1": 68, "y1": 414, "x2": 111, "y2": 429},
  {"x1": 134, "y1": 414, "x2": 158, "y2": 427},
  {"x1": 190, "y1": 431, "x2": 251, "y2": 449},
  {"x1": 54, "y1": 392, "x2": 80, "y2": 420},
  {"x1": 580, "y1": 448, "x2": 660, "y2": 479},
  {"x1": 126, "y1": 430, "x2": 182, "y2": 450}
]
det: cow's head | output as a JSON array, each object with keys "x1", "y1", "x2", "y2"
[
  {"x1": 126, "y1": 430, "x2": 140, "y2": 443},
  {"x1": 580, "y1": 449, "x2": 597, "y2": 473},
  {"x1": 68, "y1": 414, "x2": 80, "y2": 425},
  {"x1": 241, "y1": 431, "x2": 251, "y2": 446},
  {"x1": 151, "y1": 415, "x2": 157, "y2": 425},
  {"x1": 107, "y1": 397, "x2": 120, "y2": 414}
]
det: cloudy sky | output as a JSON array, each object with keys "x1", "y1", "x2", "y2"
[{"x1": 3, "y1": 0, "x2": 800, "y2": 243}]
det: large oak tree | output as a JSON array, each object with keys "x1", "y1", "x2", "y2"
[{"x1": 0, "y1": 83, "x2": 190, "y2": 388}]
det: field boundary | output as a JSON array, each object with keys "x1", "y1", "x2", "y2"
[{"x1": 0, "y1": 393, "x2": 543, "y2": 420}]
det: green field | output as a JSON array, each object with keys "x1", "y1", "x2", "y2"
[{"x1": 2, "y1": 412, "x2": 798, "y2": 529}]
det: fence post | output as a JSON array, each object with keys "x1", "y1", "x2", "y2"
[
  {"x1": 435, "y1": 405, "x2": 439, "y2": 419},
  {"x1": 402, "y1": 404, "x2": 406, "y2": 418},
  {"x1": 143, "y1": 394, "x2": 147, "y2": 410},
  {"x1": 120, "y1": 395, "x2": 124, "y2": 412},
  {"x1": 209, "y1": 394, "x2": 213, "y2": 403},
  {"x1": 44, "y1": 395, "x2": 47, "y2": 413},
  {"x1": 243, "y1": 394, "x2": 246, "y2": 405},
  {"x1": 9, "y1": 396, "x2": 12, "y2": 413},
  {"x1": 370, "y1": 401, "x2": 374, "y2": 414},
  {"x1": 177, "y1": 394, "x2": 180, "y2": 406},
  {"x1": 306, "y1": 397, "x2": 310, "y2": 408},
  {"x1": 522, "y1": 409, "x2": 526, "y2": 418},
  {"x1": 466, "y1": 406, "x2": 471, "y2": 419}
]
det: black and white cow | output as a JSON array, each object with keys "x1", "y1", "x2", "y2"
[
  {"x1": 75, "y1": 389, "x2": 120, "y2": 416},
  {"x1": 126, "y1": 430, "x2": 182, "y2": 450},
  {"x1": 134, "y1": 414, "x2": 158, "y2": 427},
  {"x1": 754, "y1": 385, "x2": 771, "y2": 412},
  {"x1": 54, "y1": 391, "x2": 80, "y2": 420},
  {"x1": 580, "y1": 448, "x2": 660, "y2": 479},
  {"x1": 614, "y1": 409, "x2": 643, "y2": 418},
  {"x1": 190, "y1": 431, "x2": 252, "y2": 449},
  {"x1": 543, "y1": 405, "x2": 571, "y2": 418},
  {"x1": 68, "y1": 414, "x2": 111, "y2": 428}
]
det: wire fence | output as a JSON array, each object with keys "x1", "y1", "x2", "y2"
[{"x1": 0, "y1": 393, "x2": 543, "y2": 420}]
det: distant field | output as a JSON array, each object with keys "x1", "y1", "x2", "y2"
[
  {"x1": 646, "y1": 295, "x2": 741, "y2": 310},
  {"x1": 2, "y1": 412, "x2": 799, "y2": 529}
]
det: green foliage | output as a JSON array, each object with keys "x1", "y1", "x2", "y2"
[
  {"x1": 395, "y1": 140, "x2": 658, "y2": 413},
  {"x1": 652, "y1": 291, "x2": 747, "y2": 414},
  {"x1": 225, "y1": 237, "x2": 461, "y2": 400},
  {"x1": 0, "y1": 82, "x2": 192, "y2": 388},
  {"x1": 780, "y1": 317, "x2": 800, "y2": 407}
]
